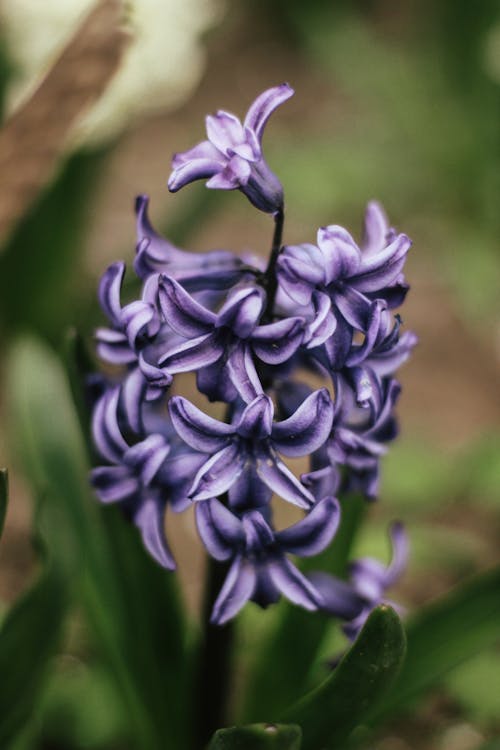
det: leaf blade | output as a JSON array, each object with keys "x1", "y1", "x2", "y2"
[{"x1": 280, "y1": 605, "x2": 407, "y2": 750}]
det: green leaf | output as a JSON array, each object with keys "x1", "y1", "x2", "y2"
[
  {"x1": 375, "y1": 566, "x2": 500, "y2": 720},
  {"x1": 0, "y1": 555, "x2": 67, "y2": 746},
  {"x1": 241, "y1": 494, "x2": 365, "y2": 721},
  {"x1": 6, "y1": 336, "x2": 188, "y2": 749},
  {"x1": 0, "y1": 468, "x2": 7, "y2": 540},
  {"x1": 209, "y1": 723, "x2": 302, "y2": 750},
  {"x1": 0, "y1": 149, "x2": 105, "y2": 342},
  {"x1": 280, "y1": 606, "x2": 406, "y2": 750}
]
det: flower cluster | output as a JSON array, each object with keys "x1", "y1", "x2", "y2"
[{"x1": 91, "y1": 85, "x2": 415, "y2": 629}]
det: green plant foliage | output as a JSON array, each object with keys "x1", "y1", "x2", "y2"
[
  {"x1": 6, "y1": 335, "x2": 189, "y2": 750},
  {"x1": 280, "y1": 606, "x2": 406, "y2": 750},
  {"x1": 209, "y1": 723, "x2": 302, "y2": 750},
  {"x1": 0, "y1": 468, "x2": 7, "y2": 539},
  {"x1": 446, "y1": 649, "x2": 500, "y2": 725},
  {"x1": 0, "y1": 539, "x2": 67, "y2": 746},
  {"x1": 242, "y1": 495, "x2": 365, "y2": 721},
  {"x1": 373, "y1": 566, "x2": 500, "y2": 721}
]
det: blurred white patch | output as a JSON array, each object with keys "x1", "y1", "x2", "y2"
[{"x1": 0, "y1": 0, "x2": 225, "y2": 146}]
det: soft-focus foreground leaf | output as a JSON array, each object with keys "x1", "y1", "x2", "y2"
[
  {"x1": 7, "y1": 336, "x2": 188, "y2": 750},
  {"x1": 373, "y1": 566, "x2": 500, "y2": 721},
  {"x1": 209, "y1": 723, "x2": 302, "y2": 750},
  {"x1": 281, "y1": 606, "x2": 406, "y2": 750},
  {"x1": 0, "y1": 468, "x2": 7, "y2": 539},
  {"x1": 242, "y1": 494, "x2": 365, "y2": 720},
  {"x1": 0, "y1": 549, "x2": 67, "y2": 746}
]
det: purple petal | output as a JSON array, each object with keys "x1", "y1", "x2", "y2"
[
  {"x1": 361, "y1": 201, "x2": 390, "y2": 256},
  {"x1": 158, "y1": 276, "x2": 215, "y2": 337},
  {"x1": 305, "y1": 292, "x2": 337, "y2": 349},
  {"x1": 92, "y1": 388, "x2": 129, "y2": 463},
  {"x1": 243, "y1": 83, "x2": 294, "y2": 141},
  {"x1": 268, "y1": 557, "x2": 320, "y2": 610},
  {"x1": 277, "y1": 244, "x2": 325, "y2": 305},
  {"x1": 352, "y1": 233, "x2": 411, "y2": 293},
  {"x1": 216, "y1": 286, "x2": 265, "y2": 338},
  {"x1": 120, "y1": 300, "x2": 156, "y2": 349},
  {"x1": 368, "y1": 330, "x2": 418, "y2": 378},
  {"x1": 210, "y1": 556, "x2": 256, "y2": 625},
  {"x1": 206, "y1": 111, "x2": 246, "y2": 153},
  {"x1": 95, "y1": 328, "x2": 136, "y2": 365},
  {"x1": 168, "y1": 153, "x2": 223, "y2": 192},
  {"x1": 308, "y1": 572, "x2": 365, "y2": 619},
  {"x1": 276, "y1": 496, "x2": 341, "y2": 556},
  {"x1": 125, "y1": 434, "x2": 170, "y2": 485},
  {"x1": 301, "y1": 465, "x2": 341, "y2": 501},
  {"x1": 385, "y1": 521, "x2": 409, "y2": 587},
  {"x1": 255, "y1": 448, "x2": 314, "y2": 509},
  {"x1": 252, "y1": 317, "x2": 304, "y2": 364},
  {"x1": 331, "y1": 285, "x2": 372, "y2": 331},
  {"x1": 317, "y1": 226, "x2": 362, "y2": 282},
  {"x1": 168, "y1": 396, "x2": 234, "y2": 453},
  {"x1": 322, "y1": 312, "x2": 352, "y2": 369},
  {"x1": 189, "y1": 444, "x2": 245, "y2": 501},
  {"x1": 195, "y1": 499, "x2": 245, "y2": 561},
  {"x1": 91, "y1": 466, "x2": 138, "y2": 503},
  {"x1": 121, "y1": 367, "x2": 147, "y2": 433},
  {"x1": 98, "y1": 262, "x2": 125, "y2": 325},
  {"x1": 345, "y1": 300, "x2": 387, "y2": 367},
  {"x1": 236, "y1": 394, "x2": 273, "y2": 439},
  {"x1": 271, "y1": 388, "x2": 334, "y2": 458},
  {"x1": 160, "y1": 332, "x2": 223, "y2": 373},
  {"x1": 226, "y1": 342, "x2": 263, "y2": 403},
  {"x1": 134, "y1": 497, "x2": 176, "y2": 570}
]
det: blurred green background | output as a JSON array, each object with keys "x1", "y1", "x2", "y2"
[{"x1": 0, "y1": 1, "x2": 499, "y2": 748}]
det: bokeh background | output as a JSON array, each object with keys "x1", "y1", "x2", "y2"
[{"x1": 0, "y1": 1, "x2": 499, "y2": 748}]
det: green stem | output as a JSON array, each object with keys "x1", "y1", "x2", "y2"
[
  {"x1": 192, "y1": 555, "x2": 235, "y2": 750},
  {"x1": 261, "y1": 207, "x2": 284, "y2": 323}
]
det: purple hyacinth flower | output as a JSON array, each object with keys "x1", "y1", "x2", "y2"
[
  {"x1": 158, "y1": 276, "x2": 304, "y2": 403},
  {"x1": 168, "y1": 391, "x2": 334, "y2": 509},
  {"x1": 95, "y1": 261, "x2": 172, "y2": 432},
  {"x1": 309, "y1": 522, "x2": 408, "y2": 640},
  {"x1": 327, "y1": 376, "x2": 401, "y2": 499},
  {"x1": 168, "y1": 84, "x2": 294, "y2": 214},
  {"x1": 134, "y1": 195, "x2": 249, "y2": 290},
  {"x1": 91, "y1": 386, "x2": 206, "y2": 568},
  {"x1": 196, "y1": 496, "x2": 340, "y2": 624},
  {"x1": 277, "y1": 202, "x2": 411, "y2": 336}
]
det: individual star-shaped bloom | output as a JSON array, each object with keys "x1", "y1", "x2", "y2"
[
  {"x1": 158, "y1": 276, "x2": 304, "y2": 403},
  {"x1": 327, "y1": 376, "x2": 402, "y2": 499},
  {"x1": 308, "y1": 522, "x2": 408, "y2": 640},
  {"x1": 277, "y1": 202, "x2": 411, "y2": 336},
  {"x1": 96, "y1": 261, "x2": 173, "y2": 432},
  {"x1": 90, "y1": 386, "x2": 206, "y2": 569},
  {"x1": 168, "y1": 391, "x2": 334, "y2": 509},
  {"x1": 134, "y1": 195, "x2": 250, "y2": 290},
  {"x1": 167, "y1": 84, "x2": 294, "y2": 214},
  {"x1": 196, "y1": 496, "x2": 341, "y2": 624},
  {"x1": 314, "y1": 301, "x2": 417, "y2": 408}
]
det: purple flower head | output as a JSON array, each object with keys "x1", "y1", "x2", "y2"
[
  {"x1": 196, "y1": 496, "x2": 340, "y2": 624},
  {"x1": 168, "y1": 84, "x2": 294, "y2": 214},
  {"x1": 158, "y1": 276, "x2": 304, "y2": 402},
  {"x1": 168, "y1": 391, "x2": 334, "y2": 509},
  {"x1": 95, "y1": 262, "x2": 172, "y2": 432},
  {"x1": 277, "y1": 202, "x2": 411, "y2": 338},
  {"x1": 309, "y1": 521, "x2": 408, "y2": 640}
]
